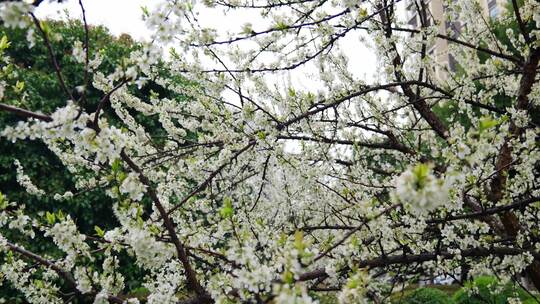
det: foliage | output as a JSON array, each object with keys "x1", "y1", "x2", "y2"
[
  {"x1": 453, "y1": 276, "x2": 535, "y2": 304},
  {"x1": 0, "y1": 19, "x2": 136, "y2": 233},
  {"x1": 398, "y1": 287, "x2": 454, "y2": 304}
]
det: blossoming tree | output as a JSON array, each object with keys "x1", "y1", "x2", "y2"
[{"x1": 0, "y1": 0, "x2": 539, "y2": 303}]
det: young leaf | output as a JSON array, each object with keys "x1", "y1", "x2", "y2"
[
  {"x1": 45, "y1": 212, "x2": 56, "y2": 225},
  {"x1": 220, "y1": 196, "x2": 234, "y2": 218},
  {"x1": 94, "y1": 225, "x2": 105, "y2": 237}
]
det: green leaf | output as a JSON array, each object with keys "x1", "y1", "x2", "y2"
[
  {"x1": 0, "y1": 192, "x2": 7, "y2": 210},
  {"x1": 169, "y1": 47, "x2": 180, "y2": 59},
  {"x1": 478, "y1": 116, "x2": 499, "y2": 133},
  {"x1": 140, "y1": 5, "x2": 150, "y2": 17},
  {"x1": 283, "y1": 270, "x2": 294, "y2": 284},
  {"x1": 257, "y1": 131, "x2": 266, "y2": 140},
  {"x1": 111, "y1": 159, "x2": 122, "y2": 172},
  {"x1": 306, "y1": 92, "x2": 315, "y2": 103},
  {"x1": 14, "y1": 80, "x2": 24, "y2": 93},
  {"x1": 0, "y1": 35, "x2": 11, "y2": 51},
  {"x1": 288, "y1": 87, "x2": 296, "y2": 97},
  {"x1": 6, "y1": 251, "x2": 13, "y2": 262},
  {"x1": 278, "y1": 232, "x2": 287, "y2": 246},
  {"x1": 294, "y1": 230, "x2": 305, "y2": 252},
  {"x1": 137, "y1": 216, "x2": 144, "y2": 227},
  {"x1": 149, "y1": 225, "x2": 160, "y2": 235},
  {"x1": 111, "y1": 186, "x2": 120, "y2": 196},
  {"x1": 33, "y1": 279, "x2": 44, "y2": 288},
  {"x1": 351, "y1": 235, "x2": 359, "y2": 248},
  {"x1": 275, "y1": 21, "x2": 288, "y2": 31},
  {"x1": 359, "y1": 8, "x2": 368, "y2": 18},
  {"x1": 412, "y1": 163, "x2": 430, "y2": 189},
  {"x1": 45, "y1": 211, "x2": 56, "y2": 225},
  {"x1": 241, "y1": 23, "x2": 254, "y2": 35},
  {"x1": 40, "y1": 21, "x2": 51, "y2": 36},
  {"x1": 56, "y1": 210, "x2": 65, "y2": 221},
  {"x1": 94, "y1": 225, "x2": 105, "y2": 237},
  {"x1": 117, "y1": 171, "x2": 127, "y2": 183},
  {"x1": 220, "y1": 196, "x2": 234, "y2": 218}
]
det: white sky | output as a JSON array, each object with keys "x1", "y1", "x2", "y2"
[
  {"x1": 35, "y1": 0, "x2": 157, "y2": 40},
  {"x1": 35, "y1": 0, "x2": 379, "y2": 81}
]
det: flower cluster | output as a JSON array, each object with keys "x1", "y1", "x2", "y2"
[
  {"x1": 119, "y1": 172, "x2": 147, "y2": 201},
  {"x1": 394, "y1": 164, "x2": 452, "y2": 214},
  {"x1": 0, "y1": 2, "x2": 33, "y2": 29},
  {"x1": 14, "y1": 160, "x2": 45, "y2": 197},
  {"x1": 43, "y1": 216, "x2": 91, "y2": 268},
  {"x1": 337, "y1": 269, "x2": 371, "y2": 304}
]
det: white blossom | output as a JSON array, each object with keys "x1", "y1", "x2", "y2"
[
  {"x1": 394, "y1": 164, "x2": 451, "y2": 213},
  {"x1": 0, "y1": 2, "x2": 33, "y2": 29},
  {"x1": 119, "y1": 173, "x2": 147, "y2": 201},
  {"x1": 14, "y1": 160, "x2": 45, "y2": 197}
]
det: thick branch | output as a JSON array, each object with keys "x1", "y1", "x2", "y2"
[
  {"x1": 120, "y1": 151, "x2": 210, "y2": 301},
  {"x1": 5, "y1": 241, "x2": 125, "y2": 303},
  {"x1": 427, "y1": 196, "x2": 539, "y2": 224},
  {"x1": 276, "y1": 134, "x2": 413, "y2": 154},
  {"x1": 6, "y1": 241, "x2": 77, "y2": 289},
  {"x1": 298, "y1": 246, "x2": 535, "y2": 282},
  {"x1": 0, "y1": 102, "x2": 52, "y2": 122},
  {"x1": 277, "y1": 80, "x2": 442, "y2": 130}
]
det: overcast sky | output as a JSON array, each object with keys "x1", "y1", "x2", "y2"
[
  {"x1": 35, "y1": 0, "x2": 157, "y2": 40},
  {"x1": 36, "y1": 0, "x2": 379, "y2": 76}
]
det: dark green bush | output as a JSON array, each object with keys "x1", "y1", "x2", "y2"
[
  {"x1": 398, "y1": 287, "x2": 454, "y2": 304},
  {"x1": 453, "y1": 276, "x2": 534, "y2": 304}
]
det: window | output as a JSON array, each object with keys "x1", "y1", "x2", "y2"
[
  {"x1": 449, "y1": 54, "x2": 458, "y2": 72},
  {"x1": 488, "y1": 0, "x2": 498, "y2": 18}
]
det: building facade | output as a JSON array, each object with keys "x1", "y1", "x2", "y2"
[{"x1": 405, "y1": 0, "x2": 507, "y2": 78}]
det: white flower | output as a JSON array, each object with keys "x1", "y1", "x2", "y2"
[
  {"x1": 53, "y1": 191, "x2": 73, "y2": 201},
  {"x1": 0, "y1": 2, "x2": 33, "y2": 29},
  {"x1": 119, "y1": 173, "x2": 147, "y2": 201},
  {"x1": 88, "y1": 52, "x2": 103, "y2": 71},
  {"x1": 273, "y1": 284, "x2": 316, "y2": 304},
  {"x1": 8, "y1": 213, "x2": 34, "y2": 238},
  {"x1": 26, "y1": 27, "x2": 35, "y2": 48},
  {"x1": 74, "y1": 267, "x2": 93, "y2": 294},
  {"x1": 125, "y1": 227, "x2": 175, "y2": 269},
  {"x1": 93, "y1": 291, "x2": 109, "y2": 304},
  {"x1": 508, "y1": 298, "x2": 522, "y2": 304},
  {"x1": 509, "y1": 108, "x2": 529, "y2": 128},
  {"x1": 145, "y1": 264, "x2": 182, "y2": 304},
  {"x1": 14, "y1": 160, "x2": 45, "y2": 197},
  {"x1": 338, "y1": 270, "x2": 370, "y2": 304},
  {"x1": 394, "y1": 164, "x2": 451, "y2": 214},
  {"x1": 72, "y1": 41, "x2": 86, "y2": 64},
  {"x1": 43, "y1": 216, "x2": 91, "y2": 266},
  {"x1": 125, "y1": 66, "x2": 138, "y2": 80},
  {"x1": 0, "y1": 81, "x2": 6, "y2": 100},
  {"x1": 456, "y1": 142, "x2": 471, "y2": 159}
]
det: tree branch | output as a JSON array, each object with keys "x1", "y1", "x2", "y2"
[{"x1": 0, "y1": 102, "x2": 52, "y2": 122}]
